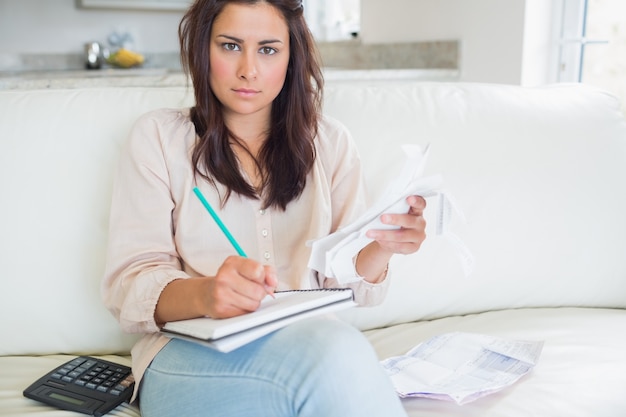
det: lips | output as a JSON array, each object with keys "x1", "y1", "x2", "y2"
[{"x1": 233, "y1": 88, "x2": 260, "y2": 96}]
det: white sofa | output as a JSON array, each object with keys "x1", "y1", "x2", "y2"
[{"x1": 1, "y1": 79, "x2": 626, "y2": 417}]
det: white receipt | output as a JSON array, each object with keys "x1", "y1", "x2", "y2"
[
  {"x1": 307, "y1": 144, "x2": 473, "y2": 284},
  {"x1": 381, "y1": 332, "x2": 544, "y2": 405}
]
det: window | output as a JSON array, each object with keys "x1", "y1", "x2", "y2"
[
  {"x1": 303, "y1": 0, "x2": 360, "y2": 41},
  {"x1": 558, "y1": 0, "x2": 626, "y2": 114}
]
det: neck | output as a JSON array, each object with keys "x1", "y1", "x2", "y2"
[
  {"x1": 224, "y1": 110, "x2": 271, "y2": 155},
  {"x1": 223, "y1": 110, "x2": 271, "y2": 191}
]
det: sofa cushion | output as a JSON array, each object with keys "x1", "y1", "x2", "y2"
[
  {"x1": 328, "y1": 82, "x2": 626, "y2": 330},
  {"x1": 365, "y1": 307, "x2": 626, "y2": 417},
  {"x1": 0, "y1": 87, "x2": 194, "y2": 356},
  {"x1": 4, "y1": 307, "x2": 626, "y2": 417}
]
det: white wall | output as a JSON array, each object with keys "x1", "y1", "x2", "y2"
[
  {"x1": 0, "y1": 0, "x2": 183, "y2": 54},
  {"x1": 0, "y1": 0, "x2": 554, "y2": 85},
  {"x1": 521, "y1": 0, "x2": 561, "y2": 86},
  {"x1": 361, "y1": 0, "x2": 527, "y2": 84}
]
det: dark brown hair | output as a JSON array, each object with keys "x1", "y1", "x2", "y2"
[{"x1": 179, "y1": 0, "x2": 323, "y2": 210}]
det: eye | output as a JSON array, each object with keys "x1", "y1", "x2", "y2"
[
  {"x1": 222, "y1": 43, "x2": 240, "y2": 51},
  {"x1": 259, "y1": 46, "x2": 277, "y2": 55}
]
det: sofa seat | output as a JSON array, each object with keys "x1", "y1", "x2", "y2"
[
  {"x1": 366, "y1": 307, "x2": 626, "y2": 417},
  {"x1": 5, "y1": 307, "x2": 626, "y2": 416}
]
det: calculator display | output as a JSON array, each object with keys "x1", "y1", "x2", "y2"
[{"x1": 49, "y1": 391, "x2": 86, "y2": 405}]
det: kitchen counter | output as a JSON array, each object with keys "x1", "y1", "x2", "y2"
[
  {"x1": 0, "y1": 68, "x2": 459, "y2": 90},
  {"x1": 0, "y1": 68, "x2": 188, "y2": 90}
]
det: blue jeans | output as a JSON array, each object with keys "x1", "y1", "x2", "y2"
[{"x1": 139, "y1": 317, "x2": 407, "y2": 417}]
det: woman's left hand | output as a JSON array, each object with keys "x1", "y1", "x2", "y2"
[{"x1": 365, "y1": 195, "x2": 427, "y2": 255}]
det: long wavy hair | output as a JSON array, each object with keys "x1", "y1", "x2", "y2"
[{"x1": 179, "y1": 0, "x2": 324, "y2": 210}]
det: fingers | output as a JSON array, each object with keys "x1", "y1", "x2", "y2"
[
  {"x1": 407, "y1": 195, "x2": 427, "y2": 216},
  {"x1": 366, "y1": 195, "x2": 427, "y2": 255},
  {"x1": 208, "y1": 257, "x2": 276, "y2": 318},
  {"x1": 373, "y1": 195, "x2": 427, "y2": 230},
  {"x1": 263, "y1": 265, "x2": 278, "y2": 296}
]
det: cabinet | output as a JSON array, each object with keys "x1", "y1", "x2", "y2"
[{"x1": 77, "y1": 0, "x2": 192, "y2": 11}]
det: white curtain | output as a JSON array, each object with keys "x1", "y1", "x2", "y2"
[{"x1": 303, "y1": 0, "x2": 360, "y2": 41}]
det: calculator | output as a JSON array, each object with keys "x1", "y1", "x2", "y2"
[{"x1": 23, "y1": 356, "x2": 135, "y2": 416}]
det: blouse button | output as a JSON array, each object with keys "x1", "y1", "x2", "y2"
[
  {"x1": 261, "y1": 229, "x2": 269, "y2": 237},
  {"x1": 263, "y1": 251, "x2": 271, "y2": 260}
]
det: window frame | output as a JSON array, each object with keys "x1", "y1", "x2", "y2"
[{"x1": 556, "y1": 0, "x2": 609, "y2": 82}]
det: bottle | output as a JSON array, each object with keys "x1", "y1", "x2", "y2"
[{"x1": 84, "y1": 42, "x2": 103, "y2": 70}]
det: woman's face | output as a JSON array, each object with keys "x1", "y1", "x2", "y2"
[{"x1": 209, "y1": 2, "x2": 290, "y2": 122}]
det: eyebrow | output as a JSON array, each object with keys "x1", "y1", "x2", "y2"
[{"x1": 216, "y1": 34, "x2": 284, "y2": 46}]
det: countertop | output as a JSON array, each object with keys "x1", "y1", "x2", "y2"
[
  {"x1": 0, "y1": 68, "x2": 187, "y2": 90},
  {"x1": 0, "y1": 68, "x2": 459, "y2": 90}
]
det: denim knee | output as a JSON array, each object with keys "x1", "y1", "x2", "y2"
[
  {"x1": 272, "y1": 317, "x2": 406, "y2": 417},
  {"x1": 139, "y1": 317, "x2": 406, "y2": 417}
]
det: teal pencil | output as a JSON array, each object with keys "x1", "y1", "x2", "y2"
[
  {"x1": 192, "y1": 187, "x2": 247, "y2": 257},
  {"x1": 193, "y1": 187, "x2": 275, "y2": 298}
]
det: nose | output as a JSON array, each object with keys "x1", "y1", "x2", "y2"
[{"x1": 238, "y1": 51, "x2": 258, "y2": 80}]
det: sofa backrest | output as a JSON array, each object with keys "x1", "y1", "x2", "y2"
[
  {"x1": 1, "y1": 81, "x2": 625, "y2": 356},
  {"x1": 327, "y1": 82, "x2": 626, "y2": 330},
  {"x1": 0, "y1": 87, "x2": 194, "y2": 356}
]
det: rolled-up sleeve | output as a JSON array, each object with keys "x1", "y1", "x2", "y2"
[{"x1": 102, "y1": 110, "x2": 191, "y2": 334}]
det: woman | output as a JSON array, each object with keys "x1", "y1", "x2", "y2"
[{"x1": 103, "y1": 0, "x2": 426, "y2": 415}]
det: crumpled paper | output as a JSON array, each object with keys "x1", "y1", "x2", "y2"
[{"x1": 308, "y1": 144, "x2": 446, "y2": 284}]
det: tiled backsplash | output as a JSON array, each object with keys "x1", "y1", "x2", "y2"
[
  {"x1": 0, "y1": 40, "x2": 458, "y2": 73},
  {"x1": 0, "y1": 52, "x2": 182, "y2": 73},
  {"x1": 318, "y1": 40, "x2": 458, "y2": 70}
]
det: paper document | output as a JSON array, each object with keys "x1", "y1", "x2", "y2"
[
  {"x1": 381, "y1": 332, "x2": 544, "y2": 405},
  {"x1": 308, "y1": 145, "x2": 443, "y2": 284},
  {"x1": 308, "y1": 144, "x2": 474, "y2": 284}
]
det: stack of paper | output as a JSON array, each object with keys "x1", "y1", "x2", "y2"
[
  {"x1": 381, "y1": 332, "x2": 544, "y2": 405},
  {"x1": 308, "y1": 145, "x2": 443, "y2": 284}
]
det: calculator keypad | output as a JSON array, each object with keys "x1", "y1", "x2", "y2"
[{"x1": 50, "y1": 357, "x2": 135, "y2": 396}]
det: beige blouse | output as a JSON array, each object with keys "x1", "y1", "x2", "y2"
[{"x1": 102, "y1": 108, "x2": 390, "y2": 400}]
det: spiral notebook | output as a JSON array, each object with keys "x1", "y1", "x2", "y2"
[{"x1": 161, "y1": 289, "x2": 355, "y2": 352}]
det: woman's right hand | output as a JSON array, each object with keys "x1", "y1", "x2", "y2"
[
  {"x1": 154, "y1": 256, "x2": 277, "y2": 325},
  {"x1": 205, "y1": 256, "x2": 277, "y2": 318}
]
